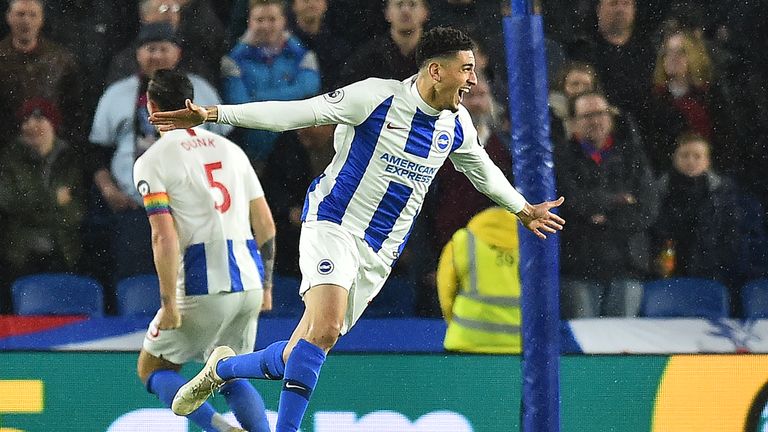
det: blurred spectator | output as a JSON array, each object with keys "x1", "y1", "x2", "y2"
[
  {"x1": 436, "y1": 207, "x2": 521, "y2": 354},
  {"x1": 723, "y1": 0, "x2": 768, "y2": 207},
  {"x1": 221, "y1": 0, "x2": 321, "y2": 167},
  {"x1": 0, "y1": 0, "x2": 85, "y2": 146},
  {"x1": 655, "y1": 2, "x2": 748, "y2": 149},
  {"x1": 0, "y1": 98, "x2": 85, "y2": 313},
  {"x1": 336, "y1": 0, "x2": 429, "y2": 87},
  {"x1": 290, "y1": 0, "x2": 351, "y2": 92},
  {"x1": 107, "y1": 0, "x2": 225, "y2": 85},
  {"x1": 567, "y1": 0, "x2": 654, "y2": 127},
  {"x1": 261, "y1": 124, "x2": 335, "y2": 277},
  {"x1": 44, "y1": 0, "x2": 135, "y2": 127},
  {"x1": 539, "y1": 0, "x2": 592, "y2": 46},
  {"x1": 652, "y1": 133, "x2": 743, "y2": 290},
  {"x1": 646, "y1": 30, "x2": 743, "y2": 176},
  {"x1": 107, "y1": 0, "x2": 182, "y2": 85},
  {"x1": 549, "y1": 61, "x2": 601, "y2": 144},
  {"x1": 175, "y1": 0, "x2": 227, "y2": 82},
  {"x1": 89, "y1": 22, "x2": 229, "y2": 282},
  {"x1": 322, "y1": 0, "x2": 388, "y2": 50},
  {"x1": 556, "y1": 92, "x2": 658, "y2": 319},
  {"x1": 655, "y1": 1, "x2": 732, "y2": 70}
]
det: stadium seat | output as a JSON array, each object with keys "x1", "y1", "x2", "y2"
[
  {"x1": 741, "y1": 278, "x2": 768, "y2": 319},
  {"x1": 640, "y1": 277, "x2": 729, "y2": 319},
  {"x1": 11, "y1": 273, "x2": 105, "y2": 316},
  {"x1": 365, "y1": 276, "x2": 415, "y2": 317},
  {"x1": 270, "y1": 274, "x2": 304, "y2": 316},
  {"x1": 115, "y1": 274, "x2": 161, "y2": 316}
]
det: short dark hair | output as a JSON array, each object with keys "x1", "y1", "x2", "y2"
[
  {"x1": 415, "y1": 26, "x2": 474, "y2": 68},
  {"x1": 8, "y1": 0, "x2": 44, "y2": 11},
  {"x1": 148, "y1": 69, "x2": 194, "y2": 111},
  {"x1": 675, "y1": 131, "x2": 710, "y2": 152},
  {"x1": 555, "y1": 61, "x2": 601, "y2": 94},
  {"x1": 567, "y1": 91, "x2": 616, "y2": 119},
  {"x1": 249, "y1": 0, "x2": 284, "y2": 11}
]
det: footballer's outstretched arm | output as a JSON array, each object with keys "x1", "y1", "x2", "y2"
[
  {"x1": 449, "y1": 125, "x2": 565, "y2": 239},
  {"x1": 150, "y1": 78, "x2": 394, "y2": 132}
]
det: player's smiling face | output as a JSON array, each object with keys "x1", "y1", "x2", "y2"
[{"x1": 438, "y1": 50, "x2": 477, "y2": 112}]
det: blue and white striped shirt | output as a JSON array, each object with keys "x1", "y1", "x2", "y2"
[{"x1": 218, "y1": 76, "x2": 525, "y2": 264}]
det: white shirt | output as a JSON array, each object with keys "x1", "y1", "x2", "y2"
[
  {"x1": 217, "y1": 76, "x2": 526, "y2": 264},
  {"x1": 90, "y1": 74, "x2": 232, "y2": 203},
  {"x1": 133, "y1": 127, "x2": 265, "y2": 296}
]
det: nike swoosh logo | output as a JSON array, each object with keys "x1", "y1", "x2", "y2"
[
  {"x1": 285, "y1": 383, "x2": 304, "y2": 390},
  {"x1": 386, "y1": 122, "x2": 407, "y2": 130}
]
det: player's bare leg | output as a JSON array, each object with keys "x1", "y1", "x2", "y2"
[
  {"x1": 274, "y1": 283, "x2": 347, "y2": 432},
  {"x1": 283, "y1": 283, "x2": 347, "y2": 359},
  {"x1": 174, "y1": 284, "x2": 348, "y2": 431}
]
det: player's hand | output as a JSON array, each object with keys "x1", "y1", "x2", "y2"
[
  {"x1": 149, "y1": 99, "x2": 208, "y2": 132},
  {"x1": 261, "y1": 286, "x2": 273, "y2": 312},
  {"x1": 156, "y1": 306, "x2": 182, "y2": 330},
  {"x1": 516, "y1": 196, "x2": 565, "y2": 239}
]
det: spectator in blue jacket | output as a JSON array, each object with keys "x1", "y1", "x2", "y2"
[{"x1": 221, "y1": 0, "x2": 321, "y2": 168}]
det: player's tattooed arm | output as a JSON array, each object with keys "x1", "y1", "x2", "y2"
[
  {"x1": 259, "y1": 236, "x2": 275, "y2": 286},
  {"x1": 161, "y1": 293, "x2": 175, "y2": 308}
]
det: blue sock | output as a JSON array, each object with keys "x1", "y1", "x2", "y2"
[
  {"x1": 220, "y1": 379, "x2": 270, "y2": 432},
  {"x1": 276, "y1": 339, "x2": 326, "y2": 432},
  {"x1": 146, "y1": 369, "x2": 218, "y2": 432},
  {"x1": 217, "y1": 340, "x2": 287, "y2": 381}
]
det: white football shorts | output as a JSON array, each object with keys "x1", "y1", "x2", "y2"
[
  {"x1": 143, "y1": 289, "x2": 263, "y2": 364},
  {"x1": 299, "y1": 220, "x2": 391, "y2": 334}
]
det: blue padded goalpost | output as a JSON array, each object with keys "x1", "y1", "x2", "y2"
[{"x1": 503, "y1": 1, "x2": 561, "y2": 431}]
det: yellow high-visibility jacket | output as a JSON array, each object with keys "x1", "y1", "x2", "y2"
[{"x1": 436, "y1": 207, "x2": 521, "y2": 354}]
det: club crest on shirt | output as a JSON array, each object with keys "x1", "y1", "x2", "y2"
[
  {"x1": 432, "y1": 130, "x2": 453, "y2": 153},
  {"x1": 323, "y1": 89, "x2": 344, "y2": 104},
  {"x1": 317, "y1": 259, "x2": 334, "y2": 275},
  {"x1": 137, "y1": 180, "x2": 151, "y2": 196}
]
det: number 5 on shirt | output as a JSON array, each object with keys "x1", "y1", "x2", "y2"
[{"x1": 204, "y1": 162, "x2": 231, "y2": 213}]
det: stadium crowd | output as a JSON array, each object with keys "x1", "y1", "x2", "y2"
[{"x1": 0, "y1": 0, "x2": 767, "y2": 319}]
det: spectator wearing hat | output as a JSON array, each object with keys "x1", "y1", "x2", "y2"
[
  {"x1": 0, "y1": 0, "x2": 85, "y2": 146},
  {"x1": 89, "y1": 22, "x2": 230, "y2": 282},
  {"x1": 0, "y1": 98, "x2": 85, "y2": 313},
  {"x1": 106, "y1": 0, "x2": 226, "y2": 85}
]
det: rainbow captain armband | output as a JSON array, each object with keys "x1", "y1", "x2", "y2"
[{"x1": 143, "y1": 192, "x2": 171, "y2": 216}]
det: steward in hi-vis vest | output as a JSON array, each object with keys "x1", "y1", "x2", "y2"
[{"x1": 436, "y1": 207, "x2": 521, "y2": 353}]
